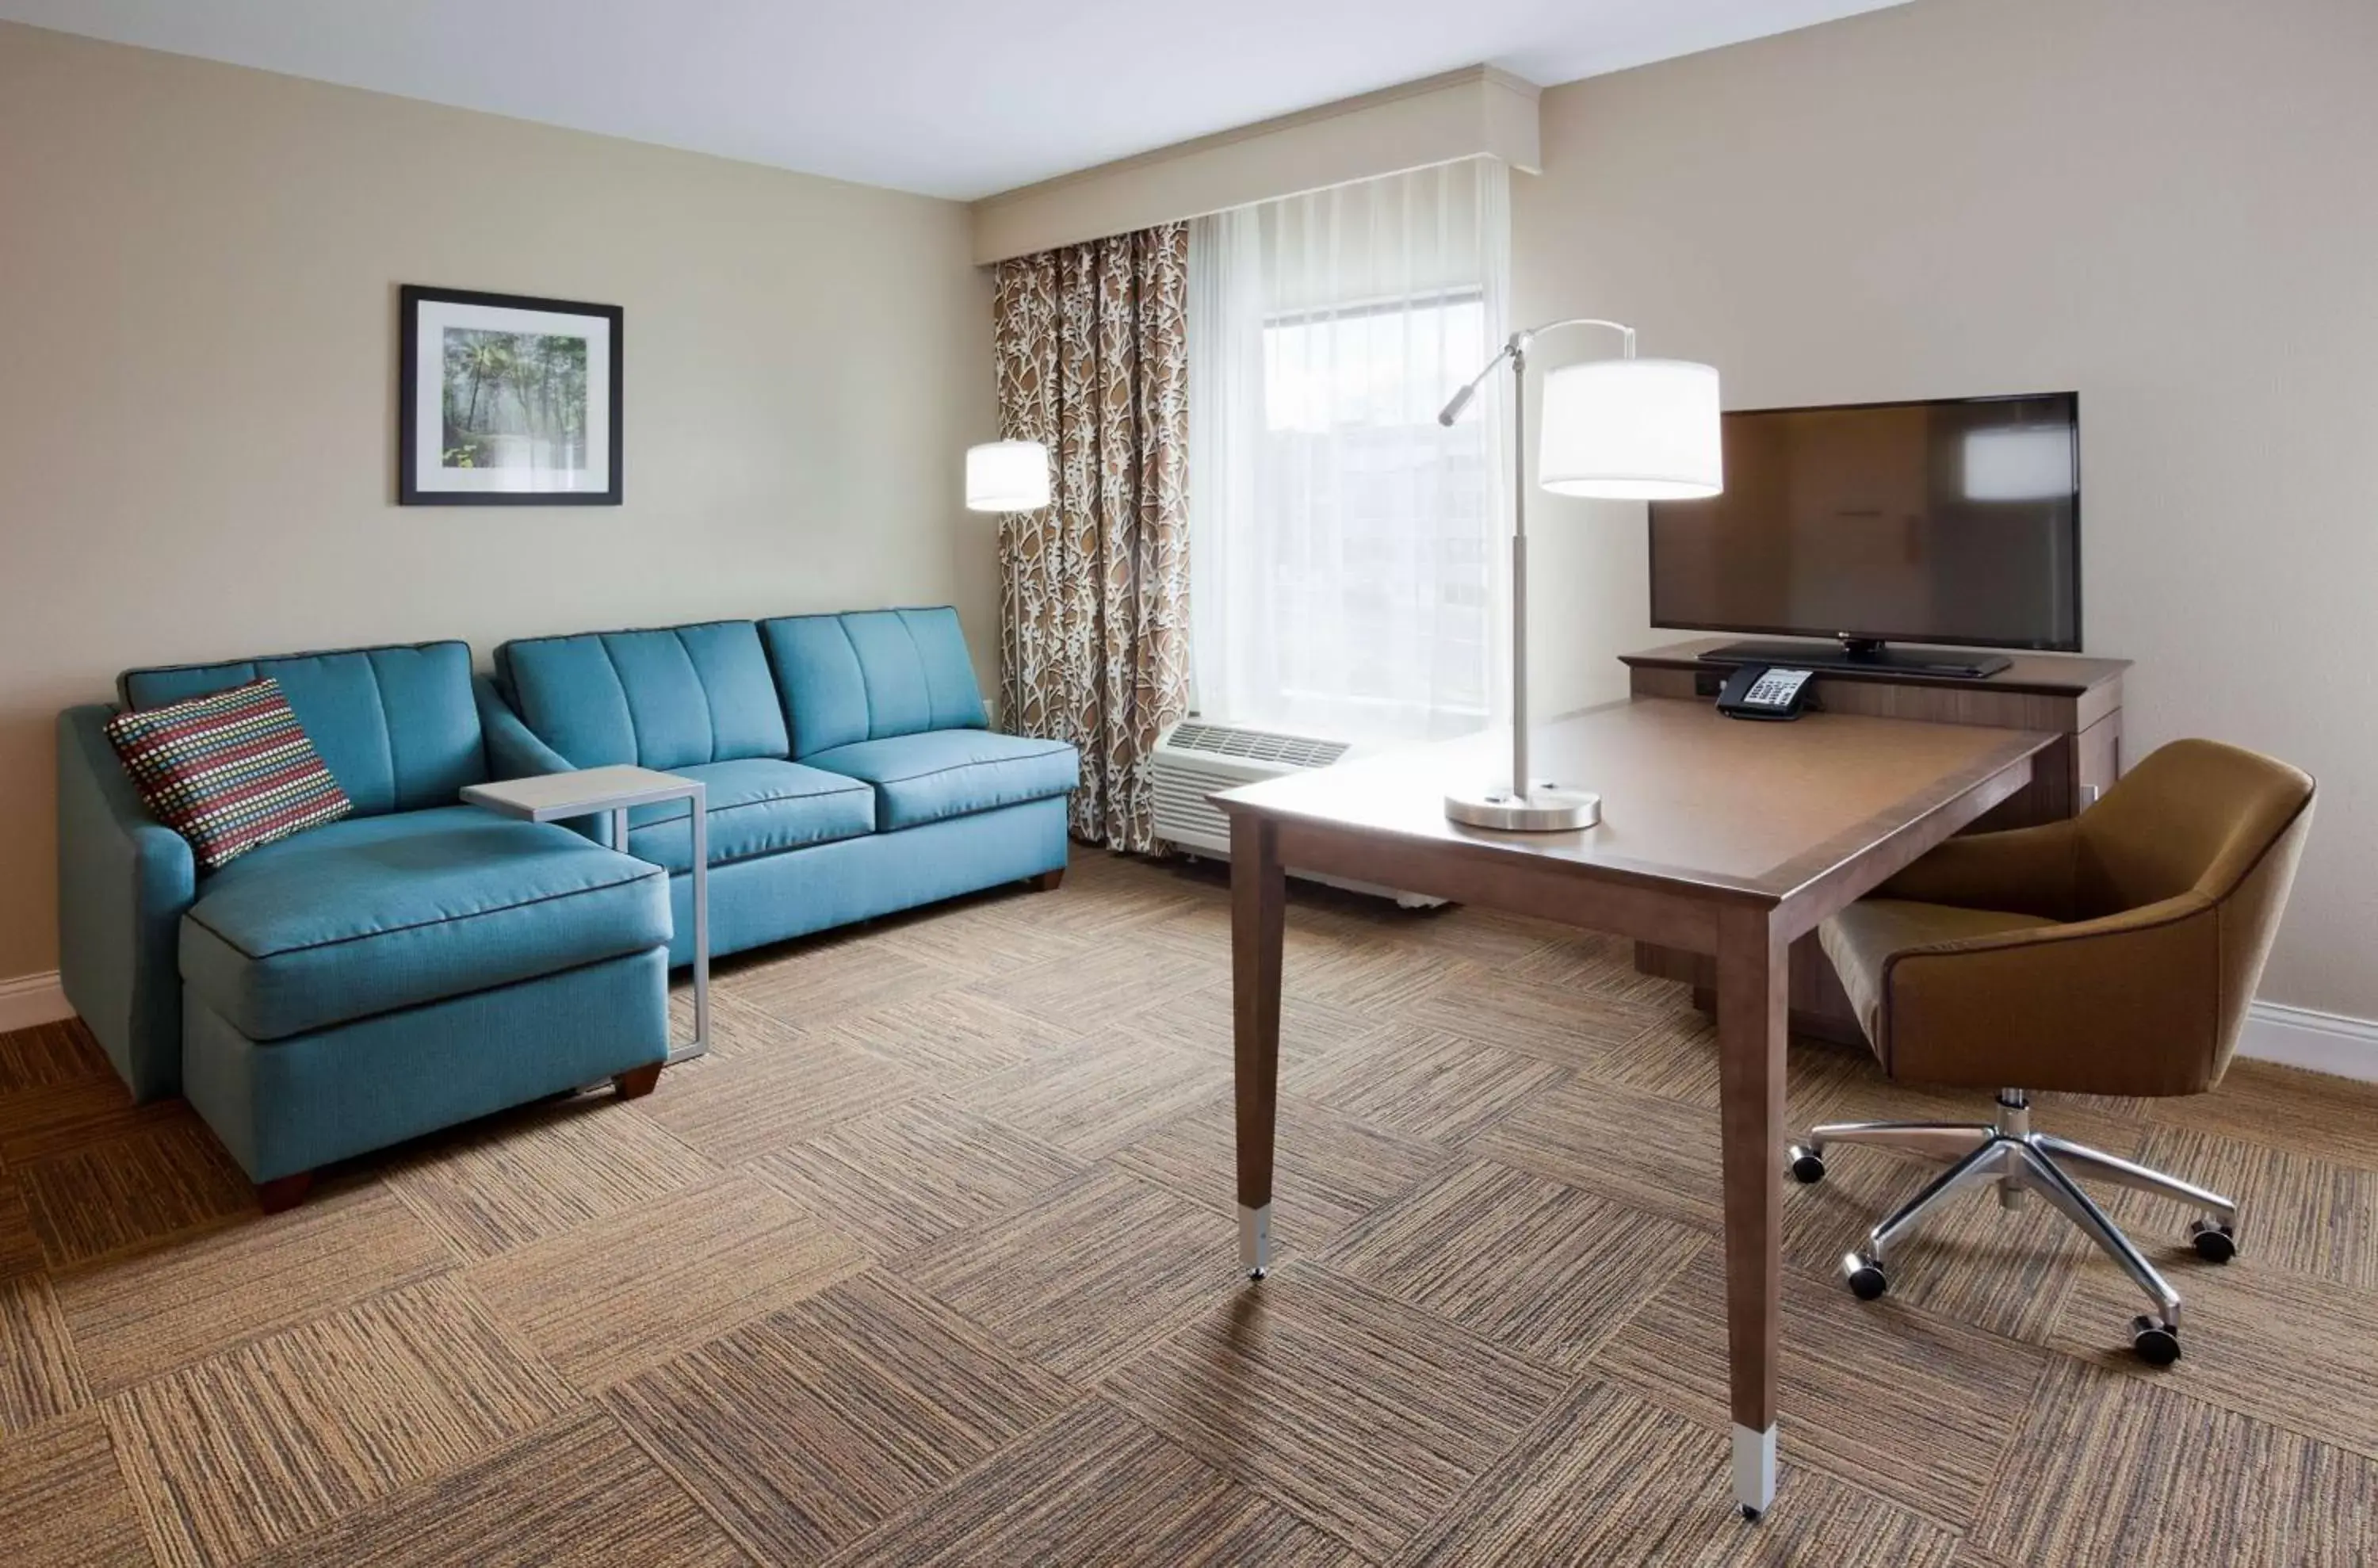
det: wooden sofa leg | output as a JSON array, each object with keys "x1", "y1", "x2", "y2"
[
  {"x1": 614, "y1": 1062, "x2": 663, "y2": 1100},
  {"x1": 256, "y1": 1171, "x2": 315, "y2": 1214},
  {"x1": 1027, "y1": 868, "x2": 1065, "y2": 893}
]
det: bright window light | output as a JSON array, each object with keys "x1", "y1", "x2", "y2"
[
  {"x1": 1962, "y1": 425, "x2": 2075, "y2": 503},
  {"x1": 1250, "y1": 295, "x2": 1494, "y2": 739}
]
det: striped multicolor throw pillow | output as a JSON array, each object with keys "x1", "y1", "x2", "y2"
[{"x1": 105, "y1": 678, "x2": 352, "y2": 870}]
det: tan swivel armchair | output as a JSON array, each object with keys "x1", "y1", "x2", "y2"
[{"x1": 1787, "y1": 738, "x2": 2315, "y2": 1364}]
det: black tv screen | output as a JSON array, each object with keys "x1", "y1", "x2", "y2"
[{"x1": 1649, "y1": 392, "x2": 2081, "y2": 652}]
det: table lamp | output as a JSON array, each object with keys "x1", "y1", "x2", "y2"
[
  {"x1": 965, "y1": 440, "x2": 1051, "y2": 512},
  {"x1": 1437, "y1": 320, "x2": 1722, "y2": 831}
]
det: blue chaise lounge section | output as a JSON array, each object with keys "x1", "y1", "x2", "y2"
[{"x1": 56, "y1": 641, "x2": 673, "y2": 1205}]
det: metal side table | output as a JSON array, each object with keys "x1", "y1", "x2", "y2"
[{"x1": 462, "y1": 764, "x2": 709, "y2": 1061}]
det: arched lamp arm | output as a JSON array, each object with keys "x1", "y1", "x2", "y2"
[{"x1": 1438, "y1": 318, "x2": 1638, "y2": 426}]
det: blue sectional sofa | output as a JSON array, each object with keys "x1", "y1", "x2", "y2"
[
  {"x1": 58, "y1": 641, "x2": 674, "y2": 1207},
  {"x1": 55, "y1": 606, "x2": 1076, "y2": 1209},
  {"x1": 487, "y1": 607, "x2": 1077, "y2": 964}
]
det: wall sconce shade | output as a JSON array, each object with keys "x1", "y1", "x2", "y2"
[
  {"x1": 1537, "y1": 358, "x2": 1723, "y2": 500},
  {"x1": 965, "y1": 440, "x2": 1051, "y2": 511}
]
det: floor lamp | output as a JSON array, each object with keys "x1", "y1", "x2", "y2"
[
  {"x1": 1438, "y1": 320, "x2": 1723, "y2": 831},
  {"x1": 965, "y1": 440, "x2": 1052, "y2": 512}
]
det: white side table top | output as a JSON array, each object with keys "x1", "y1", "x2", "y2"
[{"x1": 461, "y1": 765, "x2": 703, "y2": 821}]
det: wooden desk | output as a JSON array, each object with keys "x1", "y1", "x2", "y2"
[
  {"x1": 1620, "y1": 638, "x2": 2128, "y2": 1044},
  {"x1": 1218, "y1": 698, "x2": 2056, "y2": 1519},
  {"x1": 1620, "y1": 637, "x2": 2125, "y2": 830}
]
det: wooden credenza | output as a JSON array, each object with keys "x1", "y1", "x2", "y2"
[{"x1": 1622, "y1": 637, "x2": 2130, "y2": 1044}]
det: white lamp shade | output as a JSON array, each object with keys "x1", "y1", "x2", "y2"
[
  {"x1": 965, "y1": 440, "x2": 1051, "y2": 511},
  {"x1": 1537, "y1": 358, "x2": 1723, "y2": 500}
]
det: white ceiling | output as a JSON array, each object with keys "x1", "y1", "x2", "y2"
[{"x1": 0, "y1": 0, "x2": 1912, "y2": 200}]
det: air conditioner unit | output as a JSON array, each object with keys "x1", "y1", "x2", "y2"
[{"x1": 1151, "y1": 720, "x2": 1442, "y2": 908}]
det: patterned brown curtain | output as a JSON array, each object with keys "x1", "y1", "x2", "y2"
[{"x1": 993, "y1": 224, "x2": 1191, "y2": 853}]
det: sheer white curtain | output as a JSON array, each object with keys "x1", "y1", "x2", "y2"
[{"x1": 1188, "y1": 159, "x2": 1510, "y2": 745}]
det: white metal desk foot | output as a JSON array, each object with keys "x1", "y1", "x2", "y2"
[
  {"x1": 1734, "y1": 1425, "x2": 1776, "y2": 1519},
  {"x1": 1240, "y1": 1203, "x2": 1271, "y2": 1280}
]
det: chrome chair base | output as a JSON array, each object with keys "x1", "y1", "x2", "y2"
[{"x1": 1788, "y1": 1090, "x2": 2238, "y2": 1363}]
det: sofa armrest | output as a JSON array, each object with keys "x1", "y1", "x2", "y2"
[
  {"x1": 56, "y1": 704, "x2": 195, "y2": 1100},
  {"x1": 475, "y1": 675, "x2": 575, "y2": 779},
  {"x1": 472, "y1": 676, "x2": 608, "y2": 845}
]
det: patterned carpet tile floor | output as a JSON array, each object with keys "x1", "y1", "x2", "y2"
[{"x1": 4, "y1": 850, "x2": 2376, "y2": 1566}]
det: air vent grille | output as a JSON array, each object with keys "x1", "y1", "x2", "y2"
[{"x1": 1165, "y1": 722, "x2": 1351, "y2": 770}]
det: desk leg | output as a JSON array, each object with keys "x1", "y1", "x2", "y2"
[
  {"x1": 1715, "y1": 904, "x2": 1787, "y2": 1520},
  {"x1": 1231, "y1": 814, "x2": 1286, "y2": 1281}
]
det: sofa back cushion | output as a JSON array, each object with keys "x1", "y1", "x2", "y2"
[
  {"x1": 760, "y1": 607, "x2": 988, "y2": 759},
  {"x1": 119, "y1": 641, "x2": 484, "y2": 817},
  {"x1": 496, "y1": 620, "x2": 789, "y2": 771}
]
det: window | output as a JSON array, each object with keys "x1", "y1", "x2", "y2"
[
  {"x1": 1189, "y1": 161, "x2": 1508, "y2": 744},
  {"x1": 1256, "y1": 296, "x2": 1493, "y2": 733}
]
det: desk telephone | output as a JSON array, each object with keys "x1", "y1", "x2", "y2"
[{"x1": 1716, "y1": 664, "x2": 1816, "y2": 721}]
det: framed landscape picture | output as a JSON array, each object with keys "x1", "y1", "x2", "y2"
[{"x1": 398, "y1": 285, "x2": 622, "y2": 505}]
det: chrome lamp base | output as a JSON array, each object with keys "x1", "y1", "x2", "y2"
[{"x1": 1444, "y1": 782, "x2": 1602, "y2": 832}]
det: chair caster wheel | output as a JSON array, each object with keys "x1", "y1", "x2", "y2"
[
  {"x1": 1247, "y1": 1267, "x2": 1267, "y2": 1283},
  {"x1": 1842, "y1": 1251, "x2": 1888, "y2": 1301},
  {"x1": 2131, "y1": 1314, "x2": 2182, "y2": 1366},
  {"x1": 1740, "y1": 1505, "x2": 1762, "y2": 1522},
  {"x1": 1787, "y1": 1145, "x2": 1826, "y2": 1184},
  {"x1": 2189, "y1": 1218, "x2": 2237, "y2": 1264}
]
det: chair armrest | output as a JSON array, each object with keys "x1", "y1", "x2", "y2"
[
  {"x1": 1881, "y1": 893, "x2": 2223, "y2": 1096},
  {"x1": 56, "y1": 705, "x2": 195, "y2": 1101},
  {"x1": 1876, "y1": 819, "x2": 2082, "y2": 921}
]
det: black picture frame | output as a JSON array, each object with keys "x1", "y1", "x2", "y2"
[{"x1": 398, "y1": 284, "x2": 624, "y2": 506}]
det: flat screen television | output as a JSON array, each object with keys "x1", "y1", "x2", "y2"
[{"x1": 1648, "y1": 392, "x2": 2081, "y2": 675}]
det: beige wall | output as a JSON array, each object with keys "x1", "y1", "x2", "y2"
[
  {"x1": 1513, "y1": 0, "x2": 2378, "y2": 1016},
  {"x1": 0, "y1": 22, "x2": 998, "y2": 985}
]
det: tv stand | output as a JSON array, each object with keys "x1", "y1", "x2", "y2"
[{"x1": 1705, "y1": 637, "x2": 2012, "y2": 679}]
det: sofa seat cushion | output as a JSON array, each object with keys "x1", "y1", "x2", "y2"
[
  {"x1": 624, "y1": 759, "x2": 876, "y2": 874},
  {"x1": 805, "y1": 730, "x2": 1079, "y2": 831},
  {"x1": 182, "y1": 805, "x2": 671, "y2": 1041}
]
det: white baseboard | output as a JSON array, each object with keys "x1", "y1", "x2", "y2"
[
  {"x1": 2238, "y1": 1000, "x2": 2378, "y2": 1084},
  {"x1": 0, "y1": 971, "x2": 73, "y2": 1034}
]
